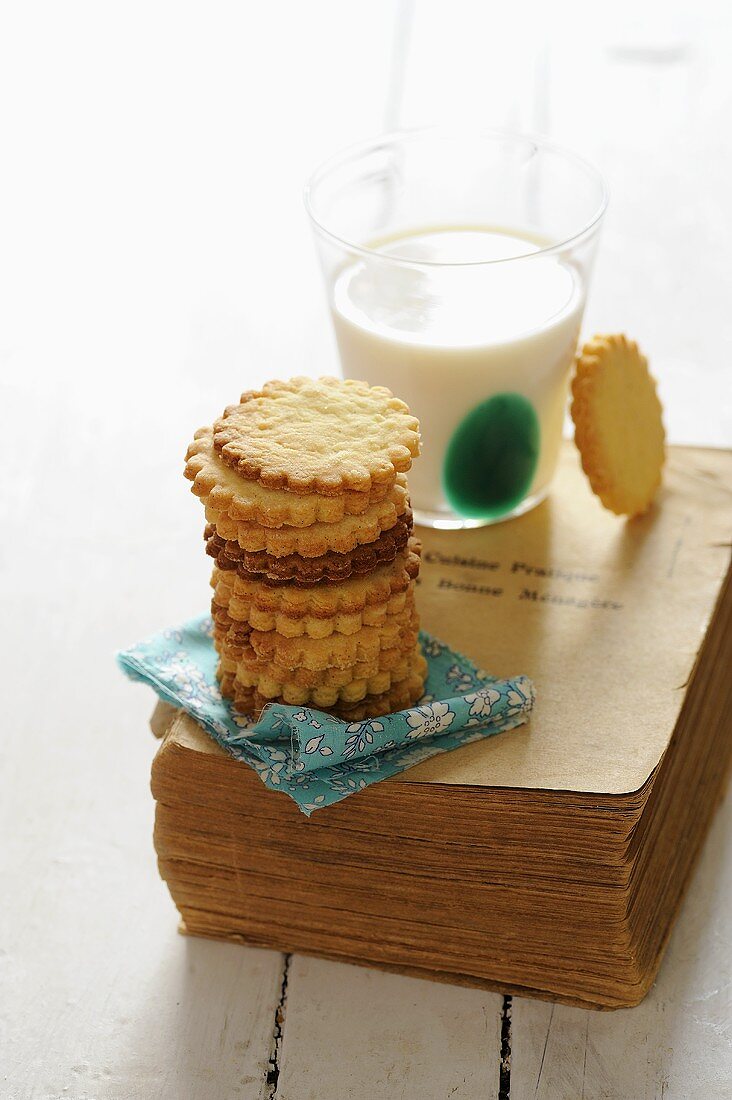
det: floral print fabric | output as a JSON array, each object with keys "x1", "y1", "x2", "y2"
[{"x1": 117, "y1": 616, "x2": 535, "y2": 815}]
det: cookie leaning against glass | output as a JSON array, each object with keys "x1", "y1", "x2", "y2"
[{"x1": 184, "y1": 376, "x2": 426, "y2": 719}]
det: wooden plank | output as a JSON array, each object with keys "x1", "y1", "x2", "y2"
[
  {"x1": 275, "y1": 956, "x2": 503, "y2": 1099},
  {"x1": 0, "y1": 654, "x2": 285, "y2": 1099},
  {"x1": 0, "y1": 793, "x2": 285, "y2": 1099},
  {"x1": 509, "y1": 787, "x2": 732, "y2": 1100}
]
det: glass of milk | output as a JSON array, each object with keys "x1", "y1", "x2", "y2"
[{"x1": 305, "y1": 129, "x2": 607, "y2": 528}]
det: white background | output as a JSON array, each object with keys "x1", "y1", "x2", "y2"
[{"x1": 1, "y1": 2, "x2": 730, "y2": 1097}]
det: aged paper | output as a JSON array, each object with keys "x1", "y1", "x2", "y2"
[{"x1": 406, "y1": 444, "x2": 731, "y2": 793}]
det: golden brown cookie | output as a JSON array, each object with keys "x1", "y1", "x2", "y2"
[
  {"x1": 232, "y1": 648, "x2": 419, "y2": 707},
  {"x1": 212, "y1": 620, "x2": 253, "y2": 657},
  {"x1": 186, "y1": 426, "x2": 390, "y2": 528},
  {"x1": 326, "y1": 658, "x2": 427, "y2": 720},
  {"x1": 204, "y1": 509, "x2": 413, "y2": 585},
  {"x1": 211, "y1": 600, "x2": 253, "y2": 649},
  {"x1": 245, "y1": 603, "x2": 419, "y2": 671},
  {"x1": 208, "y1": 539, "x2": 421, "y2": 618},
  {"x1": 210, "y1": 599, "x2": 249, "y2": 633},
  {"x1": 205, "y1": 475, "x2": 409, "y2": 557},
  {"x1": 217, "y1": 666, "x2": 237, "y2": 700},
  {"x1": 571, "y1": 334, "x2": 665, "y2": 516},
  {"x1": 212, "y1": 570, "x2": 411, "y2": 638},
  {"x1": 213, "y1": 376, "x2": 420, "y2": 494},
  {"x1": 216, "y1": 652, "x2": 240, "y2": 676},
  {"x1": 213, "y1": 620, "x2": 251, "y2": 650},
  {"x1": 231, "y1": 651, "x2": 428, "y2": 719},
  {"x1": 211, "y1": 584, "x2": 231, "y2": 610},
  {"x1": 233, "y1": 637, "x2": 418, "y2": 688}
]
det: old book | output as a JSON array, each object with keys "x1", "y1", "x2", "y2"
[{"x1": 150, "y1": 444, "x2": 731, "y2": 1009}]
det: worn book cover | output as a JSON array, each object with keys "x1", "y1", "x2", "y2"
[{"x1": 409, "y1": 444, "x2": 731, "y2": 793}]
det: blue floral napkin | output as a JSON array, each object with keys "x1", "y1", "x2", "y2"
[{"x1": 117, "y1": 616, "x2": 535, "y2": 814}]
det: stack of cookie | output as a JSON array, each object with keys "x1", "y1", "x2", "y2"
[{"x1": 184, "y1": 376, "x2": 427, "y2": 720}]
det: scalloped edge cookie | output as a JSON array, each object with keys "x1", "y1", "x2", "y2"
[
  {"x1": 244, "y1": 604, "x2": 418, "y2": 671},
  {"x1": 230, "y1": 644, "x2": 419, "y2": 703},
  {"x1": 205, "y1": 475, "x2": 409, "y2": 557},
  {"x1": 228, "y1": 651, "x2": 428, "y2": 720},
  {"x1": 186, "y1": 426, "x2": 390, "y2": 529},
  {"x1": 213, "y1": 376, "x2": 420, "y2": 494},
  {"x1": 204, "y1": 509, "x2": 413, "y2": 584},
  {"x1": 208, "y1": 539, "x2": 421, "y2": 618},
  {"x1": 571, "y1": 334, "x2": 665, "y2": 517},
  {"x1": 232, "y1": 641, "x2": 417, "y2": 688},
  {"x1": 232, "y1": 653, "x2": 416, "y2": 708},
  {"x1": 212, "y1": 570, "x2": 412, "y2": 638},
  {"x1": 210, "y1": 600, "x2": 251, "y2": 636},
  {"x1": 325, "y1": 652, "x2": 427, "y2": 720},
  {"x1": 218, "y1": 640, "x2": 412, "y2": 687}
]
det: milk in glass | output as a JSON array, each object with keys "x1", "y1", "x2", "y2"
[{"x1": 332, "y1": 227, "x2": 583, "y2": 525}]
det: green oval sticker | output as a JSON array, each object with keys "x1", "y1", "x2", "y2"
[{"x1": 442, "y1": 393, "x2": 540, "y2": 519}]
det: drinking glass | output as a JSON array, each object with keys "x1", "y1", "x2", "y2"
[{"x1": 305, "y1": 128, "x2": 607, "y2": 528}]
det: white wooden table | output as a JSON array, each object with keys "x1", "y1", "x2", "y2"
[{"x1": 1, "y1": 3, "x2": 729, "y2": 1097}]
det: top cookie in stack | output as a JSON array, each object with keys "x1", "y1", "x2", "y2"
[{"x1": 185, "y1": 376, "x2": 426, "y2": 720}]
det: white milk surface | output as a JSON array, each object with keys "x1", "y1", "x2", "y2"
[{"x1": 332, "y1": 227, "x2": 583, "y2": 522}]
